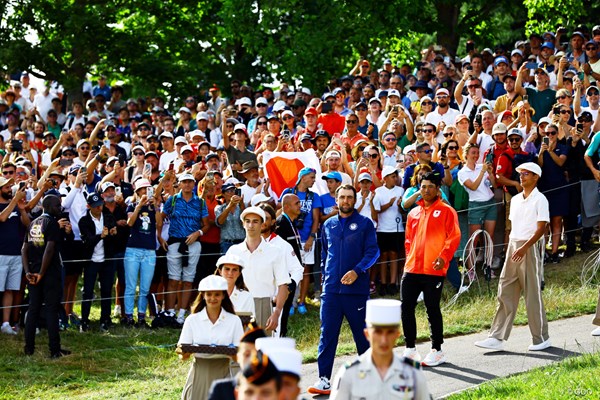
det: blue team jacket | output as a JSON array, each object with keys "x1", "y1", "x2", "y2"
[{"x1": 320, "y1": 210, "x2": 380, "y2": 295}]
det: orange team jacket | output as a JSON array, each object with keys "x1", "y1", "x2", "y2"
[{"x1": 405, "y1": 196, "x2": 461, "y2": 277}]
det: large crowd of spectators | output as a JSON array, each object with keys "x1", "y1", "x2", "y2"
[{"x1": 1, "y1": 24, "x2": 600, "y2": 341}]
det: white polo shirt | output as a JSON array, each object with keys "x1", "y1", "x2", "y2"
[
  {"x1": 227, "y1": 239, "x2": 291, "y2": 298},
  {"x1": 90, "y1": 212, "x2": 105, "y2": 263},
  {"x1": 425, "y1": 108, "x2": 460, "y2": 143},
  {"x1": 178, "y1": 309, "x2": 243, "y2": 358},
  {"x1": 267, "y1": 234, "x2": 304, "y2": 285},
  {"x1": 230, "y1": 287, "x2": 255, "y2": 316},
  {"x1": 372, "y1": 184, "x2": 405, "y2": 233},
  {"x1": 457, "y1": 164, "x2": 494, "y2": 202},
  {"x1": 509, "y1": 187, "x2": 550, "y2": 241}
]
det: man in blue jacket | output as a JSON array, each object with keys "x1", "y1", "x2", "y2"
[{"x1": 307, "y1": 184, "x2": 380, "y2": 395}]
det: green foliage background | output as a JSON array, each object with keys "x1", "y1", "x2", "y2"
[{"x1": 0, "y1": 0, "x2": 598, "y2": 103}]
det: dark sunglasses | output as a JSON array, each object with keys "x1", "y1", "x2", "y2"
[
  {"x1": 586, "y1": 46, "x2": 598, "y2": 51},
  {"x1": 588, "y1": 91, "x2": 599, "y2": 96},
  {"x1": 257, "y1": 121, "x2": 267, "y2": 125},
  {"x1": 556, "y1": 95, "x2": 569, "y2": 100},
  {"x1": 443, "y1": 132, "x2": 453, "y2": 137},
  {"x1": 418, "y1": 149, "x2": 433, "y2": 154},
  {"x1": 367, "y1": 153, "x2": 379, "y2": 159},
  {"x1": 508, "y1": 137, "x2": 522, "y2": 143},
  {"x1": 355, "y1": 107, "x2": 367, "y2": 111},
  {"x1": 256, "y1": 104, "x2": 267, "y2": 107},
  {"x1": 421, "y1": 101, "x2": 433, "y2": 106},
  {"x1": 2, "y1": 170, "x2": 15, "y2": 175},
  {"x1": 559, "y1": 109, "x2": 571, "y2": 114},
  {"x1": 283, "y1": 116, "x2": 294, "y2": 121},
  {"x1": 138, "y1": 127, "x2": 150, "y2": 131},
  {"x1": 384, "y1": 138, "x2": 397, "y2": 142},
  {"x1": 467, "y1": 85, "x2": 481, "y2": 89},
  {"x1": 133, "y1": 152, "x2": 145, "y2": 156},
  {"x1": 422, "y1": 128, "x2": 435, "y2": 133},
  {"x1": 546, "y1": 130, "x2": 558, "y2": 135},
  {"x1": 415, "y1": 129, "x2": 423, "y2": 133},
  {"x1": 346, "y1": 120, "x2": 358, "y2": 124},
  {"x1": 79, "y1": 146, "x2": 90, "y2": 150},
  {"x1": 447, "y1": 146, "x2": 459, "y2": 150}
]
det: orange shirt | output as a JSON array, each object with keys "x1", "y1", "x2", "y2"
[{"x1": 404, "y1": 197, "x2": 460, "y2": 276}]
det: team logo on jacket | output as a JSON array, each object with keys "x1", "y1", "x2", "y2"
[
  {"x1": 349, "y1": 223, "x2": 358, "y2": 230},
  {"x1": 433, "y1": 210, "x2": 441, "y2": 218}
]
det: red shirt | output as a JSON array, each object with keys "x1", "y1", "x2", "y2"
[
  {"x1": 200, "y1": 196, "x2": 222, "y2": 244},
  {"x1": 495, "y1": 147, "x2": 528, "y2": 192},
  {"x1": 317, "y1": 113, "x2": 346, "y2": 136},
  {"x1": 482, "y1": 142, "x2": 509, "y2": 171}
]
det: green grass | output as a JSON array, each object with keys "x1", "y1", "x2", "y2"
[
  {"x1": 0, "y1": 250, "x2": 598, "y2": 399},
  {"x1": 448, "y1": 351, "x2": 600, "y2": 400}
]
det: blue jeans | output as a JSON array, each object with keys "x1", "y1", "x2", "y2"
[{"x1": 124, "y1": 248, "x2": 156, "y2": 316}]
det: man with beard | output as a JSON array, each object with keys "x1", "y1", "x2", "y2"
[
  {"x1": 425, "y1": 88, "x2": 460, "y2": 144},
  {"x1": 0, "y1": 178, "x2": 29, "y2": 335},
  {"x1": 308, "y1": 184, "x2": 379, "y2": 395}
]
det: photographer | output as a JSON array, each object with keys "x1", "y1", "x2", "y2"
[{"x1": 280, "y1": 167, "x2": 322, "y2": 315}]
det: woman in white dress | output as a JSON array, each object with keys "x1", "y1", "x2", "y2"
[{"x1": 177, "y1": 275, "x2": 244, "y2": 400}]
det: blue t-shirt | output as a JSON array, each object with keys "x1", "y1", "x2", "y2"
[
  {"x1": 163, "y1": 192, "x2": 208, "y2": 238},
  {"x1": 320, "y1": 193, "x2": 337, "y2": 216},
  {"x1": 0, "y1": 203, "x2": 26, "y2": 255},
  {"x1": 126, "y1": 203, "x2": 157, "y2": 250},
  {"x1": 280, "y1": 187, "x2": 322, "y2": 242}
]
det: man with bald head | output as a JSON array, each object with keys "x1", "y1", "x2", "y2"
[{"x1": 276, "y1": 194, "x2": 302, "y2": 265}]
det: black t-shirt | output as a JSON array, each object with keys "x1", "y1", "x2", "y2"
[{"x1": 25, "y1": 214, "x2": 62, "y2": 275}]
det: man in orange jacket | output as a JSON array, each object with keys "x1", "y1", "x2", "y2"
[{"x1": 401, "y1": 172, "x2": 460, "y2": 367}]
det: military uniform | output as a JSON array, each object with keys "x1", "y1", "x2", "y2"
[
  {"x1": 331, "y1": 348, "x2": 430, "y2": 399},
  {"x1": 330, "y1": 299, "x2": 432, "y2": 400}
]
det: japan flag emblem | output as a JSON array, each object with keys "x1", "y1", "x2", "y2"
[{"x1": 433, "y1": 210, "x2": 441, "y2": 218}]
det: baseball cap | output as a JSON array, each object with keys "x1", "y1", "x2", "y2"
[
  {"x1": 358, "y1": 172, "x2": 372, "y2": 182},
  {"x1": 325, "y1": 150, "x2": 341, "y2": 159},
  {"x1": 494, "y1": 56, "x2": 509, "y2": 66},
  {"x1": 256, "y1": 97, "x2": 268, "y2": 106},
  {"x1": 216, "y1": 253, "x2": 245, "y2": 269},
  {"x1": 86, "y1": 193, "x2": 104, "y2": 207},
  {"x1": 233, "y1": 123, "x2": 247, "y2": 133},
  {"x1": 196, "y1": 111, "x2": 209, "y2": 121},
  {"x1": 304, "y1": 107, "x2": 318, "y2": 116},
  {"x1": 507, "y1": 128, "x2": 525, "y2": 139},
  {"x1": 235, "y1": 97, "x2": 252, "y2": 107},
  {"x1": 134, "y1": 178, "x2": 151, "y2": 192},
  {"x1": 174, "y1": 136, "x2": 188, "y2": 146},
  {"x1": 159, "y1": 132, "x2": 174, "y2": 140},
  {"x1": 381, "y1": 165, "x2": 398, "y2": 178},
  {"x1": 178, "y1": 173, "x2": 195, "y2": 183},
  {"x1": 492, "y1": 122, "x2": 508, "y2": 135},
  {"x1": 387, "y1": 89, "x2": 400, "y2": 98},
  {"x1": 321, "y1": 171, "x2": 342, "y2": 182}
]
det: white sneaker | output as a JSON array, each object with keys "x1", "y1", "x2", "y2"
[
  {"x1": 1, "y1": 323, "x2": 17, "y2": 335},
  {"x1": 113, "y1": 305, "x2": 121, "y2": 318},
  {"x1": 307, "y1": 376, "x2": 331, "y2": 395},
  {"x1": 402, "y1": 347, "x2": 421, "y2": 362},
  {"x1": 528, "y1": 339, "x2": 551, "y2": 351},
  {"x1": 475, "y1": 337, "x2": 504, "y2": 351},
  {"x1": 421, "y1": 349, "x2": 446, "y2": 367},
  {"x1": 176, "y1": 314, "x2": 186, "y2": 325},
  {"x1": 592, "y1": 327, "x2": 600, "y2": 336}
]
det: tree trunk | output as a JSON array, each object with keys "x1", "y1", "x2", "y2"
[{"x1": 435, "y1": 3, "x2": 461, "y2": 56}]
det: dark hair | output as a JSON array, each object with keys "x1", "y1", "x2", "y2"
[
  {"x1": 215, "y1": 266, "x2": 249, "y2": 292},
  {"x1": 335, "y1": 184, "x2": 357, "y2": 199},
  {"x1": 421, "y1": 171, "x2": 442, "y2": 187},
  {"x1": 259, "y1": 203, "x2": 276, "y2": 222},
  {"x1": 423, "y1": 122, "x2": 437, "y2": 132},
  {"x1": 190, "y1": 290, "x2": 236, "y2": 314},
  {"x1": 471, "y1": 53, "x2": 484, "y2": 62},
  {"x1": 440, "y1": 139, "x2": 459, "y2": 156}
]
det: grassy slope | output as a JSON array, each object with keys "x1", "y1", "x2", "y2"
[
  {"x1": 0, "y1": 251, "x2": 598, "y2": 399},
  {"x1": 448, "y1": 352, "x2": 600, "y2": 400}
]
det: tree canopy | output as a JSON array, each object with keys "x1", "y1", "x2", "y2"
[{"x1": 1, "y1": 0, "x2": 597, "y2": 103}]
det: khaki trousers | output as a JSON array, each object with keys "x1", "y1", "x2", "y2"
[
  {"x1": 489, "y1": 239, "x2": 549, "y2": 345},
  {"x1": 593, "y1": 287, "x2": 600, "y2": 326},
  {"x1": 254, "y1": 297, "x2": 273, "y2": 336}
]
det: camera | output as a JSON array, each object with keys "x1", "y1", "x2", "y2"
[{"x1": 281, "y1": 130, "x2": 291, "y2": 140}]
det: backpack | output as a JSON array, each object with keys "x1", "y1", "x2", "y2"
[
  {"x1": 449, "y1": 163, "x2": 470, "y2": 211},
  {"x1": 500, "y1": 151, "x2": 536, "y2": 196}
]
